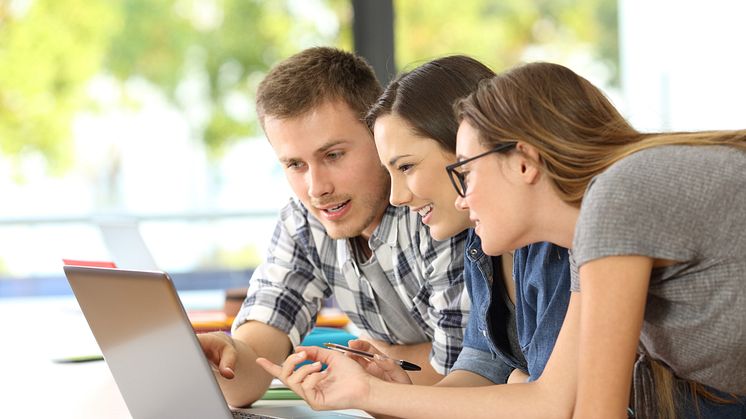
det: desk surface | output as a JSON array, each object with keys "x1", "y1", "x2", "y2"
[
  {"x1": 1, "y1": 295, "x2": 132, "y2": 418},
  {"x1": 0, "y1": 293, "x2": 364, "y2": 419}
]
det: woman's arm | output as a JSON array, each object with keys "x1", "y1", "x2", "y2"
[
  {"x1": 361, "y1": 293, "x2": 581, "y2": 419},
  {"x1": 574, "y1": 255, "x2": 652, "y2": 418},
  {"x1": 266, "y1": 293, "x2": 582, "y2": 419}
]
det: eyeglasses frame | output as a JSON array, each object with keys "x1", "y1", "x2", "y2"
[{"x1": 445, "y1": 142, "x2": 517, "y2": 198}]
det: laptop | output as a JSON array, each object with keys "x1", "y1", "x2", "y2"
[{"x1": 63, "y1": 265, "x2": 370, "y2": 419}]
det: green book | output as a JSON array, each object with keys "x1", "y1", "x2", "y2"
[{"x1": 260, "y1": 388, "x2": 302, "y2": 401}]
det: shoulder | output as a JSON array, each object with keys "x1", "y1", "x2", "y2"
[
  {"x1": 516, "y1": 241, "x2": 568, "y2": 261},
  {"x1": 585, "y1": 147, "x2": 664, "y2": 198},
  {"x1": 276, "y1": 198, "x2": 332, "y2": 248},
  {"x1": 587, "y1": 145, "x2": 742, "y2": 198},
  {"x1": 514, "y1": 242, "x2": 571, "y2": 286},
  {"x1": 371, "y1": 205, "x2": 417, "y2": 247},
  {"x1": 276, "y1": 198, "x2": 310, "y2": 235},
  {"x1": 579, "y1": 147, "x2": 678, "y2": 222},
  {"x1": 279, "y1": 197, "x2": 308, "y2": 223}
]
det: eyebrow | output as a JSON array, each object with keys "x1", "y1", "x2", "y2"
[
  {"x1": 278, "y1": 139, "x2": 349, "y2": 164},
  {"x1": 388, "y1": 154, "x2": 414, "y2": 166}
]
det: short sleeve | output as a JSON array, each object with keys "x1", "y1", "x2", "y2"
[{"x1": 572, "y1": 148, "x2": 704, "y2": 281}]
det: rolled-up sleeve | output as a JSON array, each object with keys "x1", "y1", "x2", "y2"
[{"x1": 451, "y1": 347, "x2": 512, "y2": 384}]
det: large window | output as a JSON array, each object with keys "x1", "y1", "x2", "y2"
[
  {"x1": 1, "y1": 0, "x2": 622, "y2": 294},
  {"x1": 1, "y1": 0, "x2": 352, "y2": 291}
]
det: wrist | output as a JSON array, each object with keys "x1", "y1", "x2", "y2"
[{"x1": 361, "y1": 375, "x2": 396, "y2": 413}]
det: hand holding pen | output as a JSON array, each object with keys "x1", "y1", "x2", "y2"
[{"x1": 323, "y1": 342, "x2": 422, "y2": 371}]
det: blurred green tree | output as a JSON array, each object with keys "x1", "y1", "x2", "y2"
[
  {"x1": 0, "y1": 0, "x2": 118, "y2": 174},
  {"x1": 0, "y1": 0, "x2": 616, "y2": 175},
  {"x1": 0, "y1": 0, "x2": 349, "y2": 173},
  {"x1": 394, "y1": 0, "x2": 618, "y2": 78}
]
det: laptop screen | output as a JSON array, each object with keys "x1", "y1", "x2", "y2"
[{"x1": 64, "y1": 266, "x2": 234, "y2": 419}]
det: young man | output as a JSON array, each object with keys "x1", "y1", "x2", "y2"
[{"x1": 198, "y1": 47, "x2": 469, "y2": 407}]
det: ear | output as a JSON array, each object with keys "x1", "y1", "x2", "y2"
[{"x1": 514, "y1": 141, "x2": 542, "y2": 185}]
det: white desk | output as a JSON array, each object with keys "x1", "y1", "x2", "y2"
[
  {"x1": 0, "y1": 296, "x2": 132, "y2": 418},
  {"x1": 0, "y1": 293, "x2": 359, "y2": 419}
]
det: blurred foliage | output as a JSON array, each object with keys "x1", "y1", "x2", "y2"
[
  {"x1": 394, "y1": 0, "x2": 618, "y2": 79},
  {"x1": 207, "y1": 243, "x2": 263, "y2": 270},
  {"x1": 0, "y1": 0, "x2": 118, "y2": 174},
  {"x1": 0, "y1": 0, "x2": 348, "y2": 172},
  {"x1": 0, "y1": 0, "x2": 617, "y2": 173}
]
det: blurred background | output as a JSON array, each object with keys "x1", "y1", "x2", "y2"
[{"x1": 1, "y1": 0, "x2": 745, "y2": 296}]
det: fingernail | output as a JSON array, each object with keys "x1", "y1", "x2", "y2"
[{"x1": 296, "y1": 351, "x2": 306, "y2": 359}]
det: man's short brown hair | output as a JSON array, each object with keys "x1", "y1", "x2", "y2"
[{"x1": 256, "y1": 47, "x2": 382, "y2": 127}]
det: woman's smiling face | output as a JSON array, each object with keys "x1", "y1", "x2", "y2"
[{"x1": 374, "y1": 114, "x2": 471, "y2": 240}]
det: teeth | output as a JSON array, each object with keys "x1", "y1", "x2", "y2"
[
  {"x1": 417, "y1": 204, "x2": 433, "y2": 217},
  {"x1": 325, "y1": 203, "x2": 346, "y2": 213}
]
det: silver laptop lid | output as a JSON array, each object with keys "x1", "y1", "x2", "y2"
[{"x1": 63, "y1": 266, "x2": 233, "y2": 419}]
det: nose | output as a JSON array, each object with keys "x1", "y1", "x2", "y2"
[
  {"x1": 455, "y1": 194, "x2": 469, "y2": 211},
  {"x1": 389, "y1": 178, "x2": 412, "y2": 207},
  {"x1": 306, "y1": 165, "x2": 333, "y2": 199}
]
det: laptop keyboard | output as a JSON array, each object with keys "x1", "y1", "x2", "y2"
[{"x1": 232, "y1": 411, "x2": 282, "y2": 419}]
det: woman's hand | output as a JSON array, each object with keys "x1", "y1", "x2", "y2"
[
  {"x1": 256, "y1": 346, "x2": 377, "y2": 411},
  {"x1": 346, "y1": 339, "x2": 412, "y2": 384}
]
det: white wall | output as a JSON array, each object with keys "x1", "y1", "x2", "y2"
[{"x1": 620, "y1": 0, "x2": 746, "y2": 131}]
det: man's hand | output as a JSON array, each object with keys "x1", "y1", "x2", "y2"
[
  {"x1": 196, "y1": 321, "x2": 292, "y2": 407},
  {"x1": 197, "y1": 332, "x2": 238, "y2": 380}
]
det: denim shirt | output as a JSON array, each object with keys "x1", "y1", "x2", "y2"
[{"x1": 451, "y1": 229, "x2": 571, "y2": 383}]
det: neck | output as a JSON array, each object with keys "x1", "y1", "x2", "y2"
[
  {"x1": 524, "y1": 179, "x2": 579, "y2": 249},
  {"x1": 539, "y1": 199, "x2": 578, "y2": 250},
  {"x1": 359, "y1": 203, "x2": 388, "y2": 241}
]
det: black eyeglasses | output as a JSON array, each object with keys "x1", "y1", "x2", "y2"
[{"x1": 446, "y1": 142, "x2": 517, "y2": 197}]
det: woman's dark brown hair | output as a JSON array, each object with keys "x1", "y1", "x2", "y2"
[{"x1": 365, "y1": 55, "x2": 495, "y2": 154}]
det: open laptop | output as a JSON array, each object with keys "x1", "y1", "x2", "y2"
[{"x1": 63, "y1": 265, "x2": 370, "y2": 419}]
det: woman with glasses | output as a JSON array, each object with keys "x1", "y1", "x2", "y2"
[
  {"x1": 257, "y1": 55, "x2": 571, "y2": 410},
  {"x1": 449, "y1": 62, "x2": 746, "y2": 418}
]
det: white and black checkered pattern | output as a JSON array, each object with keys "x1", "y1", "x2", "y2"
[{"x1": 233, "y1": 199, "x2": 470, "y2": 374}]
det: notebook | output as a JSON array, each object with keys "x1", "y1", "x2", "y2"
[{"x1": 63, "y1": 265, "x2": 370, "y2": 419}]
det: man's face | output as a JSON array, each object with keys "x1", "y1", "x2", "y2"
[{"x1": 264, "y1": 100, "x2": 391, "y2": 240}]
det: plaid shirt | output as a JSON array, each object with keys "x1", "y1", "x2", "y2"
[{"x1": 233, "y1": 198, "x2": 470, "y2": 374}]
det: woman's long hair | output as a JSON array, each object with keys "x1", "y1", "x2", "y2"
[
  {"x1": 456, "y1": 62, "x2": 746, "y2": 207},
  {"x1": 456, "y1": 61, "x2": 746, "y2": 418}
]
